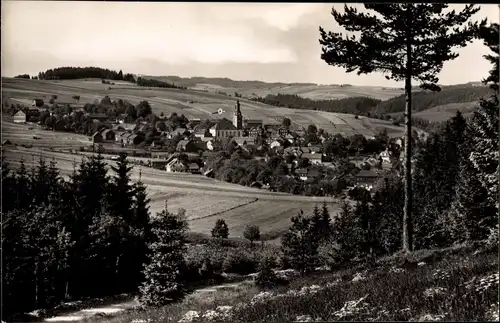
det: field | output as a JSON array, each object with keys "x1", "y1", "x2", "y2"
[
  {"x1": 2, "y1": 144, "x2": 339, "y2": 239},
  {"x1": 413, "y1": 101, "x2": 479, "y2": 122},
  {"x1": 1, "y1": 77, "x2": 405, "y2": 138},
  {"x1": 151, "y1": 76, "x2": 407, "y2": 101}
]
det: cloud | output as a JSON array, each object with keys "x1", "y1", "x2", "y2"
[{"x1": 2, "y1": 2, "x2": 499, "y2": 86}]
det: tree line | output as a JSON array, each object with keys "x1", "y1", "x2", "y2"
[
  {"x1": 37, "y1": 67, "x2": 134, "y2": 82},
  {"x1": 136, "y1": 77, "x2": 187, "y2": 90},
  {"x1": 251, "y1": 94, "x2": 382, "y2": 116}
]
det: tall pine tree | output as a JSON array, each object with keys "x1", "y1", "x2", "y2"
[
  {"x1": 140, "y1": 209, "x2": 188, "y2": 306},
  {"x1": 319, "y1": 4, "x2": 481, "y2": 252}
]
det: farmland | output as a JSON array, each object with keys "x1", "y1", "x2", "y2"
[
  {"x1": 148, "y1": 75, "x2": 407, "y2": 101},
  {"x1": 2, "y1": 77, "x2": 405, "y2": 137},
  {"x1": 2, "y1": 145, "x2": 339, "y2": 239}
]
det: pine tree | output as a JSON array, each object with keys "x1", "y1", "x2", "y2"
[
  {"x1": 14, "y1": 158, "x2": 32, "y2": 210},
  {"x1": 478, "y1": 22, "x2": 499, "y2": 91},
  {"x1": 281, "y1": 210, "x2": 319, "y2": 276},
  {"x1": 211, "y1": 219, "x2": 229, "y2": 239},
  {"x1": 319, "y1": 3, "x2": 481, "y2": 252},
  {"x1": 139, "y1": 210, "x2": 188, "y2": 306},
  {"x1": 331, "y1": 202, "x2": 360, "y2": 262}
]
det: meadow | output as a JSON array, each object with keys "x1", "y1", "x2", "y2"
[{"x1": 1, "y1": 77, "x2": 405, "y2": 137}]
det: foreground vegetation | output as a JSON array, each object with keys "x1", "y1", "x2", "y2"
[{"x1": 83, "y1": 244, "x2": 498, "y2": 322}]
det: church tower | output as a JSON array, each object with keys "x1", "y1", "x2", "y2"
[{"x1": 233, "y1": 100, "x2": 243, "y2": 130}]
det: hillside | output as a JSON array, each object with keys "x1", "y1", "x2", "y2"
[
  {"x1": 373, "y1": 84, "x2": 492, "y2": 115},
  {"x1": 147, "y1": 75, "x2": 406, "y2": 101},
  {"x1": 1, "y1": 77, "x2": 405, "y2": 138}
]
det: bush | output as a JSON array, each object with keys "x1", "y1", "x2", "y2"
[{"x1": 222, "y1": 250, "x2": 258, "y2": 275}]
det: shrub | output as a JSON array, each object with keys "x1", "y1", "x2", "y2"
[
  {"x1": 222, "y1": 250, "x2": 258, "y2": 275},
  {"x1": 243, "y1": 225, "x2": 261, "y2": 247}
]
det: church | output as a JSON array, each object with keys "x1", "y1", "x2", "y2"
[{"x1": 209, "y1": 100, "x2": 244, "y2": 138}]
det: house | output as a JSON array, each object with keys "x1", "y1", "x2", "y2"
[
  {"x1": 193, "y1": 127, "x2": 211, "y2": 139},
  {"x1": 86, "y1": 113, "x2": 108, "y2": 121},
  {"x1": 32, "y1": 99, "x2": 44, "y2": 107},
  {"x1": 379, "y1": 149, "x2": 391, "y2": 163},
  {"x1": 300, "y1": 147, "x2": 311, "y2": 154},
  {"x1": 278, "y1": 126, "x2": 289, "y2": 137},
  {"x1": 101, "y1": 129, "x2": 115, "y2": 141},
  {"x1": 204, "y1": 168, "x2": 214, "y2": 177},
  {"x1": 114, "y1": 131, "x2": 126, "y2": 142},
  {"x1": 150, "y1": 160, "x2": 169, "y2": 170},
  {"x1": 151, "y1": 151, "x2": 171, "y2": 159},
  {"x1": 118, "y1": 132, "x2": 132, "y2": 144},
  {"x1": 244, "y1": 119, "x2": 263, "y2": 129},
  {"x1": 13, "y1": 110, "x2": 26, "y2": 123},
  {"x1": 177, "y1": 140, "x2": 200, "y2": 153},
  {"x1": 296, "y1": 168, "x2": 308, "y2": 181},
  {"x1": 116, "y1": 114, "x2": 134, "y2": 124},
  {"x1": 188, "y1": 163, "x2": 201, "y2": 174},
  {"x1": 166, "y1": 158, "x2": 187, "y2": 173},
  {"x1": 189, "y1": 118, "x2": 202, "y2": 128},
  {"x1": 205, "y1": 140, "x2": 215, "y2": 151},
  {"x1": 121, "y1": 123, "x2": 136, "y2": 132},
  {"x1": 285, "y1": 133, "x2": 296, "y2": 144},
  {"x1": 309, "y1": 146, "x2": 323, "y2": 154},
  {"x1": 92, "y1": 131, "x2": 103, "y2": 143},
  {"x1": 270, "y1": 139, "x2": 284, "y2": 149},
  {"x1": 170, "y1": 127, "x2": 189, "y2": 139},
  {"x1": 127, "y1": 134, "x2": 143, "y2": 146},
  {"x1": 307, "y1": 168, "x2": 321, "y2": 179},
  {"x1": 232, "y1": 137, "x2": 248, "y2": 147},
  {"x1": 248, "y1": 126, "x2": 264, "y2": 138},
  {"x1": 250, "y1": 181, "x2": 263, "y2": 189},
  {"x1": 354, "y1": 170, "x2": 380, "y2": 187},
  {"x1": 209, "y1": 118, "x2": 243, "y2": 138},
  {"x1": 301, "y1": 153, "x2": 323, "y2": 165}
]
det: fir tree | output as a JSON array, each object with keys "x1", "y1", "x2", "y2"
[
  {"x1": 319, "y1": 3, "x2": 481, "y2": 252},
  {"x1": 139, "y1": 210, "x2": 188, "y2": 306},
  {"x1": 211, "y1": 219, "x2": 229, "y2": 239},
  {"x1": 477, "y1": 22, "x2": 499, "y2": 91},
  {"x1": 281, "y1": 210, "x2": 319, "y2": 276}
]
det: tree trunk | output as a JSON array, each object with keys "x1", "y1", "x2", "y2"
[{"x1": 403, "y1": 5, "x2": 413, "y2": 253}]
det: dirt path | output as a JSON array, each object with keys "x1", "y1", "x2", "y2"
[{"x1": 41, "y1": 280, "x2": 253, "y2": 322}]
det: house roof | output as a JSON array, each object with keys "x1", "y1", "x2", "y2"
[
  {"x1": 302, "y1": 153, "x2": 322, "y2": 160},
  {"x1": 189, "y1": 163, "x2": 200, "y2": 170},
  {"x1": 87, "y1": 113, "x2": 107, "y2": 119},
  {"x1": 14, "y1": 110, "x2": 26, "y2": 116},
  {"x1": 92, "y1": 131, "x2": 102, "y2": 137},
  {"x1": 3, "y1": 140, "x2": 12, "y2": 145},
  {"x1": 102, "y1": 129, "x2": 114, "y2": 136},
  {"x1": 210, "y1": 118, "x2": 237, "y2": 131},
  {"x1": 300, "y1": 147, "x2": 311, "y2": 153},
  {"x1": 177, "y1": 140, "x2": 193, "y2": 150},
  {"x1": 232, "y1": 137, "x2": 248, "y2": 146},
  {"x1": 171, "y1": 127, "x2": 188, "y2": 136},
  {"x1": 356, "y1": 170, "x2": 380, "y2": 178},
  {"x1": 296, "y1": 168, "x2": 308, "y2": 175}
]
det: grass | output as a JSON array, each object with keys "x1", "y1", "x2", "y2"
[
  {"x1": 81, "y1": 244, "x2": 499, "y2": 322},
  {"x1": 2, "y1": 145, "x2": 339, "y2": 240},
  {"x1": 2, "y1": 77, "x2": 405, "y2": 137}
]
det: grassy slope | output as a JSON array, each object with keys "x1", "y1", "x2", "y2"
[
  {"x1": 2, "y1": 77, "x2": 405, "y2": 137},
  {"x1": 146, "y1": 75, "x2": 405, "y2": 101},
  {"x1": 374, "y1": 84, "x2": 491, "y2": 117},
  {"x1": 81, "y1": 244, "x2": 498, "y2": 323},
  {"x1": 2, "y1": 145, "x2": 339, "y2": 239}
]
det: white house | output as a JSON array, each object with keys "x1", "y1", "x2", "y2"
[
  {"x1": 13, "y1": 110, "x2": 26, "y2": 123},
  {"x1": 380, "y1": 149, "x2": 391, "y2": 163},
  {"x1": 166, "y1": 158, "x2": 187, "y2": 173}
]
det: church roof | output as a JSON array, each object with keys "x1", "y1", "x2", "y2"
[{"x1": 210, "y1": 118, "x2": 237, "y2": 131}]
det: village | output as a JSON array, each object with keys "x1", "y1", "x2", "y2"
[{"x1": 5, "y1": 96, "x2": 400, "y2": 196}]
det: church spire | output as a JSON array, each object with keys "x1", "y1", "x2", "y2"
[{"x1": 233, "y1": 100, "x2": 242, "y2": 130}]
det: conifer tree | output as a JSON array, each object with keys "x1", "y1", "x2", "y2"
[
  {"x1": 140, "y1": 210, "x2": 188, "y2": 306},
  {"x1": 281, "y1": 210, "x2": 319, "y2": 276},
  {"x1": 319, "y1": 4, "x2": 481, "y2": 252},
  {"x1": 211, "y1": 219, "x2": 229, "y2": 239}
]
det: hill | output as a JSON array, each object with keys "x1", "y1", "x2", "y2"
[
  {"x1": 373, "y1": 84, "x2": 492, "y2": 116},
  {"x1": 1, "y1": 77, "x2": 406, "y2": 138},
  {"x1": 146, "y1": 75, "x2": 406, "y2": 101}
]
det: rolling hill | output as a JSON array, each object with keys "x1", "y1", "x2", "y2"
[{"x1": 1, "y1": 77, "x2": 406, "y2": 138}]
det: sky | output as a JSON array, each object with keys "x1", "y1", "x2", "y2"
[{"x1": 2, "y1": 2, "x2": 499, "y2": 86}]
